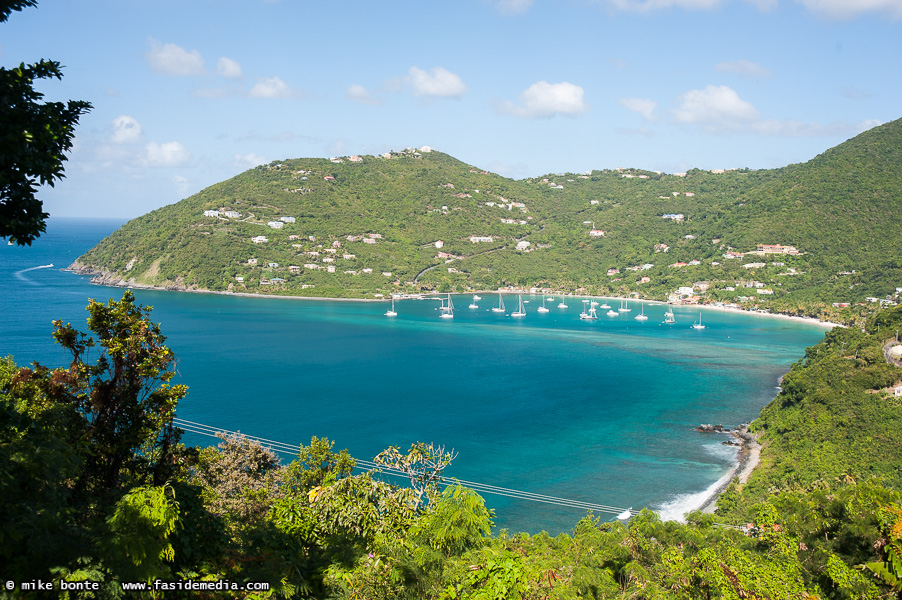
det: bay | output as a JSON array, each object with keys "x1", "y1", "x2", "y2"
[{"x1": 0, "y1": 218, "x2": 829, "y2": 534}]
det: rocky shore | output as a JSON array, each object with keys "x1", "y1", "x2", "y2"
[{"x1": 694, "y1": 423, "x2": 761, "y2": 514}]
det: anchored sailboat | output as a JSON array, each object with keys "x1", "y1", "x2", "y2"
[
  {"x1": 492, "y1": 293, "x2": 506, "y2": 313},
  {"x1": 385, "y1": 298, "x2": 397, "y2": 317},
  {"x1": 439, "y1": 294, "x2": 454, "y2": 319},
  {"x1": 511, "y1": 295, "x2": 526, "y2": 317}
]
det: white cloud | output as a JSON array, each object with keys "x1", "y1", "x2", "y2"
[
  {"x1": 714, "y1": 60, "x2": 771, "y2": 78},
  {"x1": 111, "y1": 115, "x2": 142, "y2": 144},
  {"x1": 233, "y1": 153, "x2": 268, "y2": 169},
  {"x1": 499, "y1": 81, "x2": 589, "y2": 118},
  {"x1": 144, "y1": 141, "x2": 191, "y2": 167},
  {"x1": 145, "y1": 38, "x2": 205, "y2": 76},
  {"x1": 672, "y1": 85, "x2": 881, "y2": 137},
  {"x1": 796, "y1": 0, "x2": 902, "y2": 19},
  {"x1": 346, "y1": 84, "x2": 380, "y2": 105},
  {"x1": 249, "y1": 76, "x2": 293, "y2": 98},
  {"x1": 408, "y1": 66, "x2": 467, "y2": 98},
  {"x1": 619, "y1": 97, "x2": 658, "y2": 121},
  {"x1": 492, "y1": 0, "x2": 534, "y2": 15},
  {"x1": 673, "y1": 85, "x2": 759, "y2": 129},
  {"x1": 217, "y1": 57, "x2": 242, "y2": 79}
]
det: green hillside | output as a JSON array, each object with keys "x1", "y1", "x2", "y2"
[{"x1": 73, "y1": 119, "x2": 902, "y2": 318}]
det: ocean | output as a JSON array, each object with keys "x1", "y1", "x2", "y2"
[{"x1": 0, "y1": 218, "x2": 828, "y2": 534}]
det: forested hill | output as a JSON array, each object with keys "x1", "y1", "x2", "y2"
[{"x1": 73, "y1": 118, "x2": 902, "y2": 317}]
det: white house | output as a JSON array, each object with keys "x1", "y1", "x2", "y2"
[
  {"x1": 469, "y1": 236, "x2": 493, "y2": 243},
  {"x1": 434, "y1": 240, "x2": 444, "y2": 249},
  {"x1": 252, "y1": 236, "x2": 268, "y2": 244},
  {"x1": 516, "y1": 241, "x2": 531, "y2": 251},
  {"x1": 247, "y1": 258, "x2": 258, "y2": 265},
  {"x1": 223, "y1": 210, "x2": 241, "y2": 218},
  {"x1": 203, "y1": 210, "x2": 220, "y2": 217},
  {"x1": 678, "y1": 286, "x2": 695, "y2": 296},
  {"x1": 268, "y1": 221, "x2": 284, "y2": 229},
  {"x1": 280, "y1": 216, "x2": 296, "y2": 223}
]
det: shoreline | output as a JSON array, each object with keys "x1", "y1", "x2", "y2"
[
  {"x1": 698, "y1": 426, "x2": 761, "y2": 514},
  {"x1": 68, "y1": 265, "x2": 840, "y2": 329}
]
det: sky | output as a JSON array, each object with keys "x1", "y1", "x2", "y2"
[{"x1": 3, "y1": 0, "x2": 901, "y2": 219}]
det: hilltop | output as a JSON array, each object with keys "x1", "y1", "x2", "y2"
[{"x1": 72, "y1": 119, "x2": 902, "y2": 320}]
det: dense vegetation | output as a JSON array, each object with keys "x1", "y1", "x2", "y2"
[
  {"x1": 73, "y1": 119, "x2": 902, "y2": 322},
  {"x1": 3, "y1": 294, "x2": 902, "y2": 598}
]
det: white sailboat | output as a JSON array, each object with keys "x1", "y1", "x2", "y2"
[
  {"x1": 579, "y1": 299, "x2": 589, "y2": 318},
  {"x1": 664, "y1": 309, "x2": 676, "y2": 324},
  {"x1": 385, "y1": 298, "x2": 397, "y2": 317},
  {"x1": 600, "y1": 301, "x2": 611, "y2": 309},
  {"x1": 511, "y1": 295, "x2": 526, "y2": 317},
  {"x1": 607, "y1": 308, "x2": 619, "y2": 317},
  {"x1": 439, "y1": 294, "x2": 454, "y2": 319},
  {"x1": 618, "y1": 298, "x2": 631, "y2": 312},
  {"x1": 692, "y1": 313, "x2": 706, "y2": 329},
  {"x1": 558, "y1": 295, "x2": 569, "y2": 309},
  {"x1": 580, "y1": 305, "x2": 598, "y2": 320},
  {"x1": 537, "y1": 296, "x2": 550, "y2": 313},
  {"x1": 469, "y1": 294, "x2": 479, "y2": 309},
  {"x1": 634, "y1": 304, "x2": 648, "y2": 321},
  {"x1": 492, "y1": 293, "x2": 506, "y2": 313}
]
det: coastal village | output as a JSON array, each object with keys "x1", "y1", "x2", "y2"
[{"x1": 186, "y1": 148, "x2": 899, "y2": 318}]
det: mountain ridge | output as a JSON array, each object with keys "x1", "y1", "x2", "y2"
[{"x1": 72, "y1": 118, "x2": 902, "y2": 320}]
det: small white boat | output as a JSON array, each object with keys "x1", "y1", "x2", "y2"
[
  {"x1": 607, "y1": 309, "x2": 619, "y2": 317},
  {"x1": 634, "y1": 304, "x2": 648, "y2": 321},
  {"x1": 469, "y1": 302, "x2": 479, "y2": 309},
  {"x1": 618, "y1": 299, "x2": 631, "y2": 312},
  {"x1": 511, "y1": 295, "x2": 526, "y2": 317},
  {"x1": 385, "y1": 298, "x2": 397, "y2": 317},
  {"x1": 492, "y1": 293, "x2": 506, "y2": 313},
  {"x1": 558, "y1": 295, "x2": 568, "y2": 309},
  {"x1": 692, "y1": 313, "x2": 706, "y2": 329},
  {"x1": 580, "y1": 305, "x2": 598, "y2": 320},
  {"x1": 537, "y1": 296, "x2": 550, "y2": 313},
  {"x1": 664, "y1": 309, "x2": 676, "y2": 324},
  {"x1": 600, "y1": 302, "x2": 611, "y2": 309},
  {"x1": 473, "y1": 294, "x2": 482, "y2": 301},
  {"x1": 439, "y1": 294, "x2": 454, "y2": 319}
]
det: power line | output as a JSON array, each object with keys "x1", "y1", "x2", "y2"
[{"x1": 173, "y1": 417, "x2": 636, "y2": 517}]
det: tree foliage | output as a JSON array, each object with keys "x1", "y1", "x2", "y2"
[{"x1": 0, "y1": 1, "x2": 92, "y2": 245}]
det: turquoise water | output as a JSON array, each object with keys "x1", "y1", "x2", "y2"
[{"x1": 0, "y1": 218, "x2": 829, "y2": 533}]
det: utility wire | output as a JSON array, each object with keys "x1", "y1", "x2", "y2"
[{"x1": 173, "y1": 417, "x2": 636, "y2": 517}]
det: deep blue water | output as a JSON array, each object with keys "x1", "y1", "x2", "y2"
[{"x1": 0, "y1": 218, "x2": 829, "y2": 533}]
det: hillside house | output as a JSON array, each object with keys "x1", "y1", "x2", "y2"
[
  {"x1": 469, "y1": 236, "x2": 493, "y2": 243},
  {"x1": 304, "y1": 263, "x2": 319, "y2": 269},
  {"x1": 434, "y1": 240, "x2": 444, "y2": 248},
  {"x1": 289, "y1": 266, "x2": 300, "y2": 273},
  {"x1": 252, "y1": 236, "x2": 268, "y2": 244},
  {"x1": 327, "y1": 266, "x2": 336, "y2": 273},
  {"x1": 280, "y1": 216, "x2": 296, "y2": 223},
  {"x1": 289, "y1": 235, "x2": 301, "y2": 240},
  {"x1": 589, "y1": 230, "x2": 605, "y2": 238},
  {"x1": 516, "y1": 241, "x2": 531, "y2": 251},
  {"x1": 756, "y1": 244, "x2": 800, "y2": 255},
  {"x1": 662, "y1": 214, "x2": 685, "y2": 221},
  {"x1": 247, "y1": 258, "x2": 258, "y2": 265},
  {"x1": 203, "y1": 210, "x2": 220, "y2": 217},
  {"x1": 223, "y1": 210, "x2": 241, "y2": 218},
  {"x1": 267, "y1": 221, "x2": 284, "y2": 229},
  {"x1": 267, "y1": 262, "x2": 279, "y2": 268}
]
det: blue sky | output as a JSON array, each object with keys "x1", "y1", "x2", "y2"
[{"x1": 3, "y1": 0, "x2": 900, "y2": 218}]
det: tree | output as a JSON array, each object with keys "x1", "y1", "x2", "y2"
[
  {"x1": 14, "y1": 291, "x2": 187, "y2": 508},
  {"x1": 1, "y1": 0, "x2": 92, "y2": 245}
]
